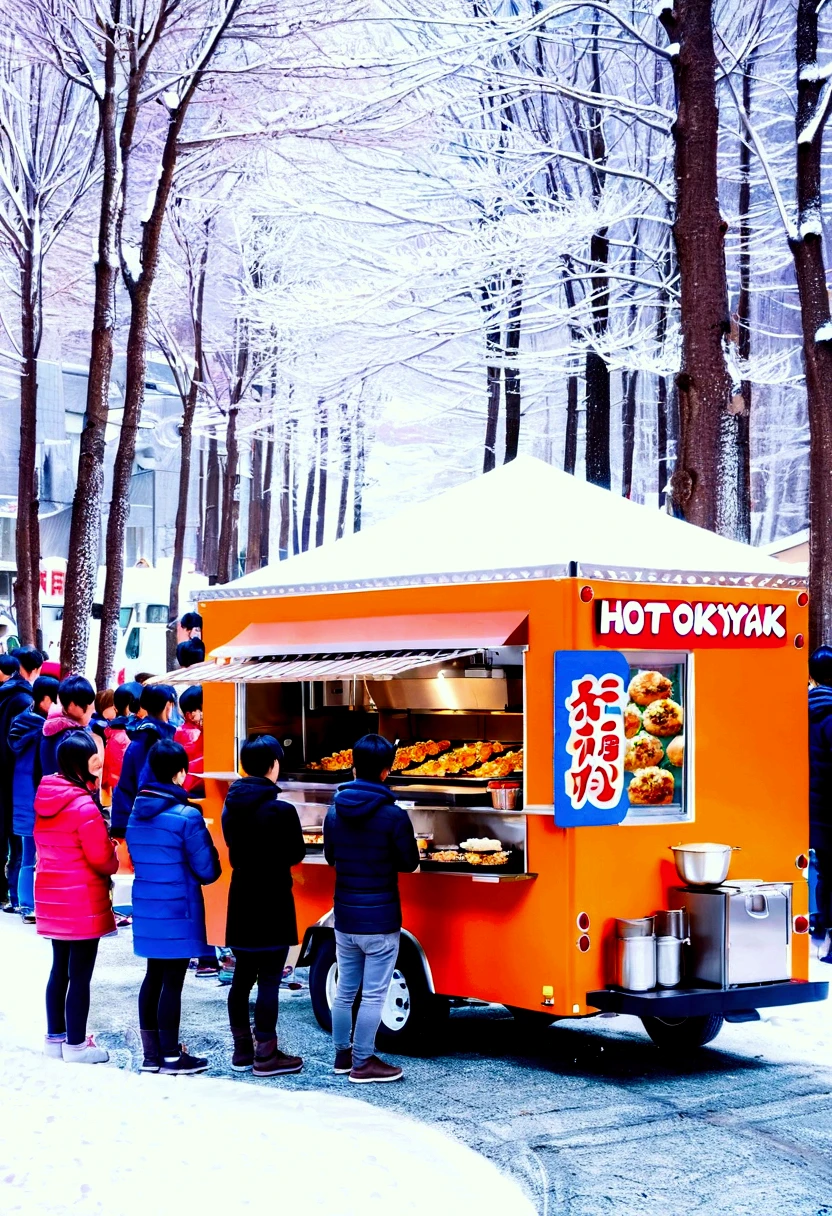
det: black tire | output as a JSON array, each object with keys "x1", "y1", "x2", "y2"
[
  {"x1": 506, "y1": 1006, "x2": 557, "y2": 1030},
  {"x1": 641, "y1": 1013, "x2": 724, "y2": 1051},
  {"x1": 308, "y1": 933, "x2": 448, "y2": 1051}
]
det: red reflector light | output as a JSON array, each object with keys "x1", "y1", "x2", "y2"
[
  {"x1": 794, "y1": 915, "x2": 810, "y2": 934},
  {"x1": 797, "y1": 591, "x2": 809, "y2": 607},
  {"x1": 580, "y1": 585, "x2": 594, "y2": 603},
  {"x1": 577, "y1": 912, "x2": 590, "y2": 931},
  {"x1": 795, "y1": 633, "x2": 805, "y2": 649},
  {"x1": 796, "y1": 853, "x2": 809, "y2": 871},
  {"x1": 577, "y1": 935, "x2": 591, "y2": 952}
]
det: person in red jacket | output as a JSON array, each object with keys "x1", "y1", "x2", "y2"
[
  {"x1": 102, "y1": 682, "x2": 142, "y2": 806},
  {"x1": 34, "y1": 731, "x2": 119, "y2": 1064},
  {"x1": 174, "y1": 686, "x2": 204, "y2": 797}
]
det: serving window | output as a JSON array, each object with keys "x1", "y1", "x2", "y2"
[{"x1": 621, "y1": 652, "x2": 691, "y2": 825}]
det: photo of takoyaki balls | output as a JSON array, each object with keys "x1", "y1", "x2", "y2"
[
  {"x1": 628, "y1": 670, "x2": 674, "y2": 707},
  {"x1": 666, "y1": 736, "x2": 684, "y2": 767},
  {"x1": 642, "y1": 698, "x2": 683, "y2": 738},
  {"x1": 624, "y1": 731, "x2": 665, "y2": 771},
  {"x1": 628, "y1": 766, "x2": 675, "y2": 805},
  {"x1": 624, "y1": 702, "x2": 642, "y2": 738}
]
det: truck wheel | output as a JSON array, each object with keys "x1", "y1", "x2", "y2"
[
  {"x1": 308, "y1": 934, "x2": 447, "y2": 1051},
  {"x1": 641, "y1": 1014, "x2": 724, "y2": 1051}
]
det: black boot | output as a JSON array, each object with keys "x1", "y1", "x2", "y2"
[
  {"x1": 230, "y1": 1025, "x2": 254, "y2": 1071},
  {"x1": 140, "y1": 1029, "x2": 161, "y2": 1073}
]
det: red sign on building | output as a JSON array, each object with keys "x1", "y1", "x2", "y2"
[{"x1": 593, "y1": 598, "x2": 787, "y2": 649}]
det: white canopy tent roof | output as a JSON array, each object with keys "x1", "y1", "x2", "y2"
[{"x1": 199, "y1": 456, "x2": 800, "y2": 602}]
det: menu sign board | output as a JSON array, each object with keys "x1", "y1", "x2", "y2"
[
  {"x1": 554, "y1": 651, "x2": 631, "y2": 827},
  {"x1": 555, "y1": 650, "x2": 689, "y2": 827},
  {"x1": 593, "y1": 598, "x2": 787, "y2": 649}
]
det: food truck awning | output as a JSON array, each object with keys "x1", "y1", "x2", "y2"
[
  {"x1": 212, "y1": 611, "x2": 529, "y2": 659},
  {"x1": 195, "y1": 456, "x2": 801, "y2": 603},
  {"x1": 150, "y1": 650, "x2": 480, "y2": 685}
]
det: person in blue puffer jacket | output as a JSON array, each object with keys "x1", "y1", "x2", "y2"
[
  {"x1": 127, "y1": 739, "x2": 221, "y2": 1075},
  {"x1": 110, "y1": 684, "x2": 176, "y2": 838},
  {"x1": 7, "y1": 675, "x2": 60, "y2": 919}
]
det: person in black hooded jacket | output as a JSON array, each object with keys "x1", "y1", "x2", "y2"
[
  {"x1": 0, "y1": 649, "x2": 39, "y2": 908},
  {"x1": 323, "y1": 733, "x2": 419, "y2": 1085},
  {"x1": 809, "y1": 646, "x2": 832, "y2": 953},
  {"x1": 222, "y1": 735, "x2": 305, "y2": 1077}
]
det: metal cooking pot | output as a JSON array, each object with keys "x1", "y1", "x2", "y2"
[
  {"x1": 616, "y1": 916, "x2": 654, "y2": 938},
  {"x1": 670, "y1": 843, "x2": 740, "y2": 887}
]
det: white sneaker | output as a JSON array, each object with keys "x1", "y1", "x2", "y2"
[
  {"x1": 62, "y1": 1034, "x2": 109, "y2": 1064},
  {"x1": 43, "y1": 1036, "x2": 65, "y2": 1059}
]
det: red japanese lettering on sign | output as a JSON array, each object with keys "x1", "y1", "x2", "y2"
[
  {"x1": 564, "y1": 673, "x2": 626, "y2": 811},
  {"x1": 50, "y1": 570, "x2": 64, "y2": 597}
]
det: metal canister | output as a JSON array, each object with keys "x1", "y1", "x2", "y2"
[
  {"x1": 655, "y1": 936, "x2": 683, "y2": 988},
  {"x1": 615, "y1": 916, "x2": 654, "y2": 939},
  {"x1": 615, "y1": 935, "x2": 656, "y2": 991},
  {"x1": 655, "y1": 909, "x2": 687, "y2": 939}
]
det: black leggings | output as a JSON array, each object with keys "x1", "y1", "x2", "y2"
[
  {"x1": 46, "y1": 939, "x2": 100, "y2": 1045},
  {"x1": 227, "y1": 948, "x2": 289, "y2": 1041},
  {"x1": 138, "y1": 958, "x2": 190, "y2": 1058}
]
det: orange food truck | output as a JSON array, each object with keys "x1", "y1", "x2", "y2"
[{"x1": 162, "y1": 458, "x2": 827, "y2": 1053}]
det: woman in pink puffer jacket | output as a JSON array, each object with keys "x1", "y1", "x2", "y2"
[{"x1": 34, "y1": 731, "x2": 118, "y2": 1064}]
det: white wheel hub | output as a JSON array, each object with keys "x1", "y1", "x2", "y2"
[{"x1": 324, "y1": 962, "x2": 412, "y2": 1034}]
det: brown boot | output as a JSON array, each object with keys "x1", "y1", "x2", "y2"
[
  {"x1": 230, "y1": 1025, "x2": 254, "y2": 1072},
  {"x1": 253, "y1": 1038, "x2": 303, "y2": 1077},
  {"x1": 349, "y1": 1055, "x2": 403, "y2": 1084}
]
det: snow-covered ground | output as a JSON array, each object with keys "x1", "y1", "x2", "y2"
[{"x1": 0, "y1": 920, "x2": 534, "y2": 1216}]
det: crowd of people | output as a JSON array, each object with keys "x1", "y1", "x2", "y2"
[{"x1": 0, "y1": 625, "x2": 420, "y2": 1083}]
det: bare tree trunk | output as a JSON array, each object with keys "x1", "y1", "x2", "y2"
[
  {"x1": 316, "y1": 402, "x2": 328, "y2": 547},
  {"x1": 279, "y1": 416, "x2": 290, "y2": 559},
  {"x1": 61, "y1": 28, "x2": 118, "y2": 676},
  {"x1": 167, "y1": 234, "x2": 208, "y2": 669},
  {"x1": 203, "y1": 438, "x2": 220, "y2": 581},
  {"x1": 481, "y1": 281, "x2": 502, "y2": 472},
  {"x1": 660, "y1": 0, "x2": 734, "y2": 534},
  {"x1": 290, "y1": 418, "x2": 300, "y2": 556},
  {"x1": 196, "y1": 444, "x2": 204, "y2": 573},
  {"x1": 564, "y1": 372, "x2": 579, "y2": 474},
  {"x1": 216, "y1": 324, "x2": 248, "y2": 586},
  {"x1": 621, "y1": 370, "x2": 639, "y2": 499},
  {"x1": 584, "y1": 25, "x2": 611, "y2": 489},
  {"x1": 301, "y1": 429, "x2": 317, "y2": 553},
  {"x1": 657, "y1": 375, "x2": 669, "y2": 507},
  {"x1": 791, "y1": 0, "x2": 832, "y2": 645},
  {"x1": 504, "y1": 273, "x2": 523, "y2": 463},
  {"x1": 246, "y1": 439, "x2": 263, "y2": 574},
  {"x1": 353, "y1": 409, "x2": 366, "y2": 533},
  {"x1": 15, "y1": 246, "x2": 39, "y2": 646},
  {"x1": 336, "y1": 399, "x2": 352, "y2": 541},
  {"x1": 261, "y1": 428, "x2": 273, "y2": 566},
  {"x1": 734, "y1": 58, "x2": 755, "y2": 544}
]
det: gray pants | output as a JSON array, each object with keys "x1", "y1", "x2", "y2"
[{"x1": 332, "y1": 930, "x2": 400, "y2": 1068}]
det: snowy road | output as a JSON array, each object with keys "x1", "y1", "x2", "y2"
[{"x1": 1, "y1": 915, "x2": 831, "y2": 1215}]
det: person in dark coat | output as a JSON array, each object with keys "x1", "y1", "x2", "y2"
[
  {"x1": 0, "y1": 651, "x2": 37, "y2": 908},
  {"x1": 323, "y1": 733, "x2": 419, "y2": 1084},
  {"x1": 40, "y1": 675, "x2": 96, "y2": 779},
  {"x1": 8, "y1": 674, "x2": 59, "y2": 919},
  {"x1": 127, "y1": 739, "x2": 220, "y2": 1074},
  {"x1": 221, "y1": 735, "x2": 305, "y2": 1077},
  {"x1": 110, "y1": 684, "x2": 176, "y2": 838},
  {"x1": 809, "y1": 646, "x2": 832, "y2": 957}
]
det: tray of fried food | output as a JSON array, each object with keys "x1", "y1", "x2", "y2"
[
  {"x1": 424, "y1": 849, "x2": 467, "y2": 864},
  {"x1": 407, "y1": 741, "x2": 505, "y2": 778},
  {"x1": 302, "y1": 830, "x2": 325, "y2": 849},
  {"x1": 421, "y1": 844, "x2": 518, "y2": 872},
  {"x1": 308, "y1": 749, "x2": 353, "y2": 772},
  {"x1": 392, "y1": 740, "x2": 451, "y2": 772},
  {"x1": 470, "y1": 749, "x2": 524, "y2": 778}
]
